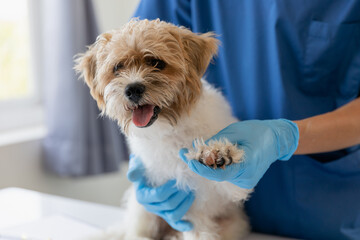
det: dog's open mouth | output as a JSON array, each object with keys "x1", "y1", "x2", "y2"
[{"x1": 132, "y1": 104, "x2": 161, "y2": 128}]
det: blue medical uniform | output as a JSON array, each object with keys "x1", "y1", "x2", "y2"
[{"x1": 133, "y1": 1, "x2": 360, "y2": 239}]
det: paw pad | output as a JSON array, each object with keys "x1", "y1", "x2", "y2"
[{"x1": 186, "y1": 138, "x2": 244, "y2": 169}]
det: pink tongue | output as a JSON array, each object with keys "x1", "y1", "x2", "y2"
[{"x1": 132, "y1": 105, "x2": 155, "y2": 127}]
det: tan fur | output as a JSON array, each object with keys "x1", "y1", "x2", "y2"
[{"x1": 75, "y1": 19, "x2": 218, "y2": 134}]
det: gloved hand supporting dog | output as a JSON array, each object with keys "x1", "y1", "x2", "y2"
[{"x1": 127, "y1": 155, "x2": 195, "y2": 232}]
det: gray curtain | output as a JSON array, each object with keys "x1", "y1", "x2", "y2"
[{"x1": 41, "y1": 0, "x2": 129, "y2": 176}]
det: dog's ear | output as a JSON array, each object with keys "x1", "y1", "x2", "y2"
[
  {"x1": 180, "y1": 30, "x2": 219, "y2": 77},
  {"x1": 74, "y1": 32, "x2": 113, "y2": 109}
]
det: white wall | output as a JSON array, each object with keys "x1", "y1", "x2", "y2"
[{"x1": 0, "y1": 0, "x2": 139, "y2": 206}]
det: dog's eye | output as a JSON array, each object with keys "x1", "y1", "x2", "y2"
[
  {"x1": 148, "y1": 59, "x2": 166, "y2": 70},
  {"x1": 113, "y1": 62, "x2": 124, "y2": 74}
]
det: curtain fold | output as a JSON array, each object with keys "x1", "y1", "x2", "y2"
[{"x1": 41, "y1": 0, "x2": 129, "y2": 176}]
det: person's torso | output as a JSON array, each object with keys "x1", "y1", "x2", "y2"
[
  {"x1": 134, "y1": 1, "x2": 360, "y2": 239},
  {"x1": 190, "y1": 0, "x2": 360, "y2": 121}
]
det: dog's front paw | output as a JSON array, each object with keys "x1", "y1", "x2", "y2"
[{"x1": 186, "y1": 138, "x2": 244, "y2": 169}]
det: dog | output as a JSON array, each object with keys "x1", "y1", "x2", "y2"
[{"x1": 75, "y1": 19, "x2": 252, "y2": 240}]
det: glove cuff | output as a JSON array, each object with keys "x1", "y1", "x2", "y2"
[{"x1": 274, "y1": 119, "x2": 299, "y2": 161}]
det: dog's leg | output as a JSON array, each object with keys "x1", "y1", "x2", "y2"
[
  {"x1": 186, "y1": 138, "x2": 244, "y2": 169},
  {"x1": 181, "y1": 206, "x2": 250, "y2": 240},
  {"x1": 184, "y1": 139, "x2": 251, "y2": 240},
  {"x1": 181, "y1": 224, "x2": 219, "y2": 240},
  {"x1": 122, "y1": 188, "x2": 164, "y2": 240},
  {"x1": 181, "y1": 211, "x2": 221, "y2": 240},
  {"x1": 216, "y1": 206, "x2": 250, "y2": 240}
]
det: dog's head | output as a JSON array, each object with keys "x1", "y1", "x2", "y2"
[{"x1": 75, "y1": 19, "x2": 218, "y2": 134}]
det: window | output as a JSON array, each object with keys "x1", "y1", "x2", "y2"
[
  {"x1": 0, "y1": 0, "x2": 31, "y2": 101},
  {"x1": 0, "y1": 0, "x2": 43, "y2": 132}
]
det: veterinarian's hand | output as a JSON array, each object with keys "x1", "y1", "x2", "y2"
[
  {"x1": 179, "y1": 119, "x2": 299, "y2": 189},
  {"x1": 127, "y1": 155, "x2": 195, "y2": 232}
]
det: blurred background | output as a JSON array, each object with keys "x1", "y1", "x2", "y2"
[{"x1": 0, "y1": 0, "x2": 140, "y2": 206}]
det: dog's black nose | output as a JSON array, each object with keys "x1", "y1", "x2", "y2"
[{"x1": 125, "y1": 82, "x2": 145, "y2": 103}]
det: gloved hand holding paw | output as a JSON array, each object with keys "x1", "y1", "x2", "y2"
[{"x1": 179, "y1": 119, "x2": 299, "y2": 189}]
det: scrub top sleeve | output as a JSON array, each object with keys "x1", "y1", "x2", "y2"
[{"x1": 133, "y1": 0, "x2": 192, "y2": 29}]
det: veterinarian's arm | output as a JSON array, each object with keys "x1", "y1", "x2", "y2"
[
  {"x1": 294, "y1": 97, "x2": 360, "y2": 154},
  {"x1": 180, "y1": 98, "x2": 360, "y2": 189}
]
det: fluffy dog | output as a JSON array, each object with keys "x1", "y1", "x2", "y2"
[{"x1": 75, "y1": 19, "x2": 252, "y2": 240}]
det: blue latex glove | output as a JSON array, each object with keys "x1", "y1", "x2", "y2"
[
  {"x1": 179, "y1": 119, "x2": 299, "y2": 189},
  {"x1": 127, "y1": 155, "x2": 195, "y2": 232}
]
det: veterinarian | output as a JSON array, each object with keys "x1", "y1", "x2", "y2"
[{"x1": 127, "y1": 1, "x2": 360, "y2": 239}]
